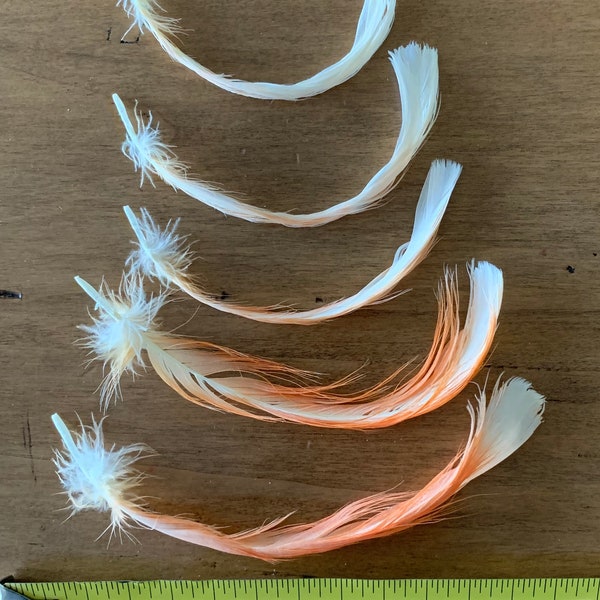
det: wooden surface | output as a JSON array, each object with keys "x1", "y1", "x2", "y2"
[{"x1": 1, "y1": 0, "x2": 599, "y2": 582}]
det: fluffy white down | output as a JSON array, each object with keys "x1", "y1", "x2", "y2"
[
  {"x1": 52, "y1": 414, "x2": 149, "y2": 534},
  {"x1": 124, "y1": 206, "x2": 192, "y2": 286},
  {"x1": 113, "y1": 94, "x2": 187, "y2": 187},
  {"x1": 75, "y1": 274, "x2": 167, "y2": 404},
  {"x1": 117, "y1": 0, "x2": 181, "y2": 37}
]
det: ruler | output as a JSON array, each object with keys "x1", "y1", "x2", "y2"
[{"x1": 3, "y1": 580, "x2": 600, "y2": 600}]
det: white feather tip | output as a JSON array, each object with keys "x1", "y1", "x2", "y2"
[
  {"x1": 468, "y1": 260, "x2": 504, "y2": 315},
  {"x1": 389, "y1": 42, "x2": 439, "y2": 132},
  {"x1": 467, "y1": 377, "x2": 545, "y2": 482}
]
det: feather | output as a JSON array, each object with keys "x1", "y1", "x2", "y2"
[
  {"x1": 117, "y1": 0, "x2": 395, "y2": 100},
  {"x1": 52, "y1": 377, "x2": 545, "y2": 559},
  {"x1": 75, "y1": 261, "x2": 502, "y2": 428},
  {"x1": 112, "y1": 42, "x2": 440, "y2": 226},
  {"x1": 123, "y1": 160, "x2": 460, "y2": 325}
]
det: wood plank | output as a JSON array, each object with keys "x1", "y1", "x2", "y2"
[{"x1": 0, "y1": 0, "x2": 598, "y2": 580}]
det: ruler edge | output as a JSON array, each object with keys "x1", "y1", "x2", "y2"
[{"x1": 6, "y1": 579, "x2": 600, "y2": 593}]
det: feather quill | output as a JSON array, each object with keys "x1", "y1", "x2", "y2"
[
  {"x1": 52, "y1": 377, "x2": 545, "y2": 559},
  {"x1": 75, "y1": 261, "x2": 502, "y2": 428},
  {"x1": 117, "y1": 0, "x2": 395, "y2": 100},
  {"x1": 112, "y1": 42, "x2": 440, "y2": 226}
]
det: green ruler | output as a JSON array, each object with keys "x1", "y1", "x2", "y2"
[{"x1": 4, "y1": 580, "x2": 600, "y2": 600}]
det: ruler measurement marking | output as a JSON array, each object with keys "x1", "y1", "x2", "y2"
[{"x1": 9, "y1": 578, "x2": 600, "y2": 600}]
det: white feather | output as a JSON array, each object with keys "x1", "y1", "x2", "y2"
[
  {"x1": 117, "y1": 0, "x2": 395, "y2": 100},
  {"x1": 123, "y1": 159, "x2": 460, "y2": 324},
  {"x1": 112, "y1": 43, "x2": 440, "y2": 227}
]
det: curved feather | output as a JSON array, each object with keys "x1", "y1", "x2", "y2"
[
  {"x1": 112, "y1": 42, "x2": 440, "y2": 226},
  {"x1": 123, "y1": 160, "x2": 460, "y2": 325},
  {"x1": 117, "y1": 0, "x2": 395, "y2": 100},
  {"x1": 76, "y1": 261, "x2": 501, "y2": 428},
  {"x1": 52, "y1": 378, "x2": 545, "y2": 559}
]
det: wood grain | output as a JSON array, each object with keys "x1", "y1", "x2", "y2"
[{"x1": 1, "y1": 0, "x2": 599, "y2": 581}]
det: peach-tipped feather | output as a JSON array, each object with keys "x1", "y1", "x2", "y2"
[
  {"x1": 52, "y1": 378, "x2": 544, "y2": 559},
  {"x1": 75, "y1": 262, "x2": 502, "y2": 428}
]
